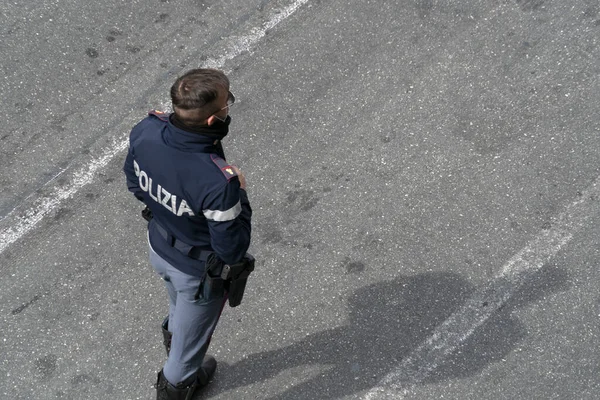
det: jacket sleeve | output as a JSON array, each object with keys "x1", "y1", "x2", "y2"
[
  {"x1": 123, "y1": 140, "x2": 145, "y2": 202},
  {"x1": 203, "y1": 178, "x2": 252, "y2": 264}
]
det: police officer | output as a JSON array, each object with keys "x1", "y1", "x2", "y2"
[{"x1": 123, "y1": 68, "x2": 252, "y2": 399}]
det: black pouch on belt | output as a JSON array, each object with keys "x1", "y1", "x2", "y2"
[{"x1": 195, "y1": 253, "x2": 225, "y2": 301}]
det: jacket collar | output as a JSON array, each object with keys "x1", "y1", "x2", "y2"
[{"x1": 163, "y1": 114, "x2": 227, "y2": 153}]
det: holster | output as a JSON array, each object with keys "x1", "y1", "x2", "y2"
[{"x1": 221, "y1": 254, "x2": 255, "y2": 307}]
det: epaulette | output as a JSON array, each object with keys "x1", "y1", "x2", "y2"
[
  {"x1": 148, "y1": 110, "x2": 169, "y2": 122},
  {"x1": 210, "y1": 154, "x2": 238, "y2": 182}
]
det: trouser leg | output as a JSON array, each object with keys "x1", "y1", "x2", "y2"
[
  {"x1": 149, "y1": 244, "x2": 226, "y2": 386},
  {"x1": 164, "y1": 274, "x2": 225, "y2": 385}
]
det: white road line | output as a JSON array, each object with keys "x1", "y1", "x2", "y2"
[
  {"x1": 205, "y1": 0, "x2": 309, "y2": 69},
  {"x1": 363, "y1": 176, "x2": 600, "y2": 400},
  {"x1": 0, "y1": 0, "x2": 309, "y2": 256},
  {"x1": 0, "y1": 139, "x2": 128, "y2": 255}
]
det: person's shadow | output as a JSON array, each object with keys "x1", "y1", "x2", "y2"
[{"x1": 200, "y1": 265, "x2": 568, "y2": 399}]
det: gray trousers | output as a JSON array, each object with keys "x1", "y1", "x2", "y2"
[{"x1": 149, "y1": 244, "x2": 227, "y2": 385}]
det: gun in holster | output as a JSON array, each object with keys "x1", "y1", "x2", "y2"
[{"x1": 220, "y1": 254, "x2": 255, "y2": 307}]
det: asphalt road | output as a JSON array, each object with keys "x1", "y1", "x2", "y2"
[{"x1": 1, "y1": 0, "x2": 599, "y2": 399}]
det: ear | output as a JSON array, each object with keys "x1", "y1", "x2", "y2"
[{"x1": 206, "y1": 115, "x2": 216, "y2": 126}]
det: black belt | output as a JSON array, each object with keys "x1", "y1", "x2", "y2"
[{"x1": 154, "y1": 223, "x2": 214, "y2": 262}]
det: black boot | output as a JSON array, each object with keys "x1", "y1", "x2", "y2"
[
  {"x1": 197, "y1": 355, "x2": 217, "y2": 386},
  {"x1": 162, "y1": 317, "x2": 172, "y2": 356},
  {"x1": 155, "y1": 370, "x2": 198, "y2": 400}
]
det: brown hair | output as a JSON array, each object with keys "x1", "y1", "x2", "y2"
[{"x1": 170, "y1": 68, "x2": 229, "y2": 124}]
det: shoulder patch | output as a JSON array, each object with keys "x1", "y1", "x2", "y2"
[
  {"x1": 210, "y1": 154, "x2": 238, "y2": 181},
  {"x1": 148, "y1": 110, "x2": 170, "y2": 122}
]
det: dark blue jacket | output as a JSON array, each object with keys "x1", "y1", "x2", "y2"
[{"x1": 123, "y1": 111, "x2": 252, "y2": 277}]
